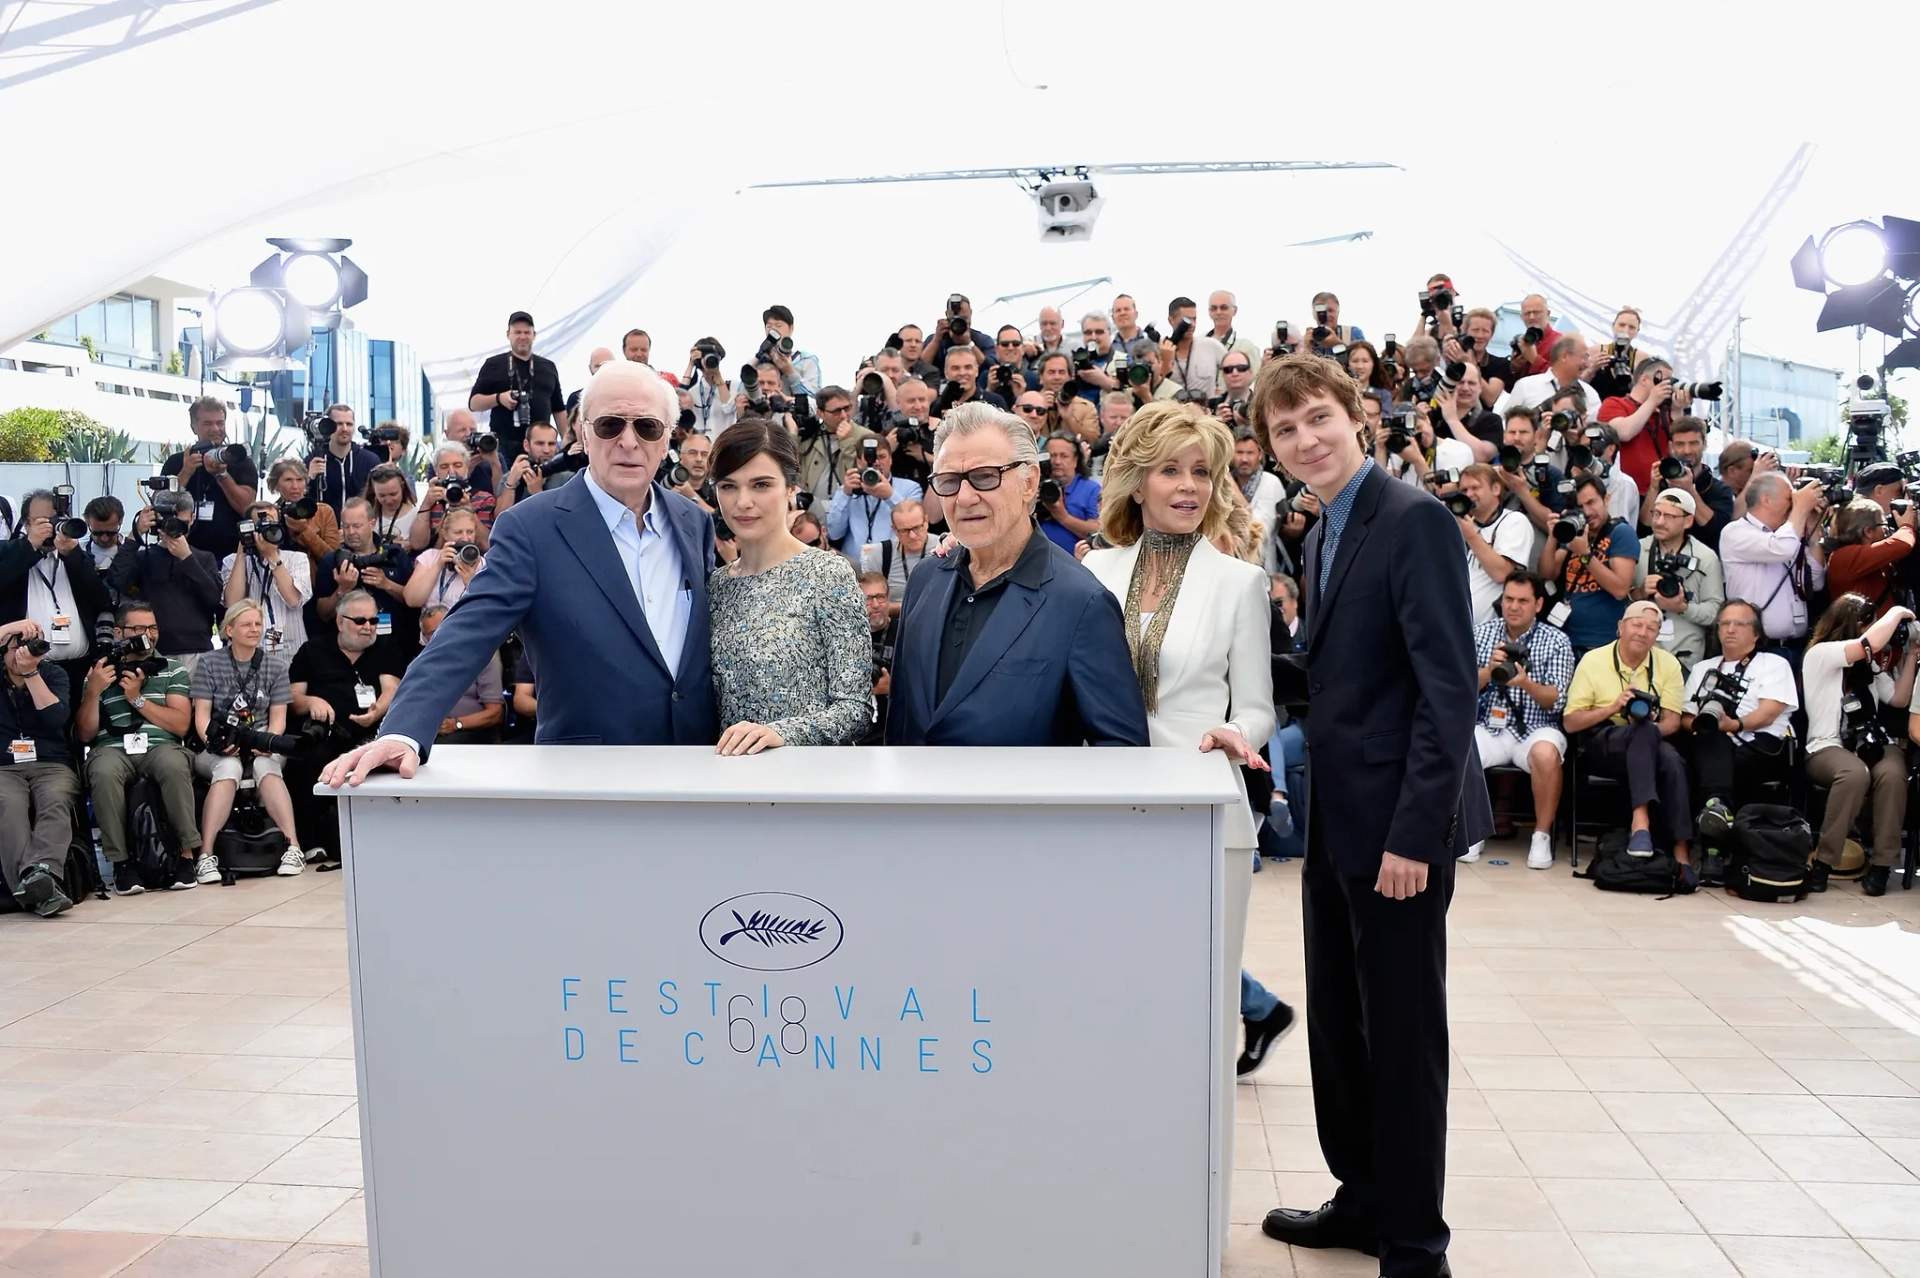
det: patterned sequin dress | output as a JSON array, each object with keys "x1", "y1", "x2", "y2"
[{"x1": 708, "y1": 547, "x2": 873, "y2": 746}]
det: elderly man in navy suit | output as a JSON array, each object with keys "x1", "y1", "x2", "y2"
[
  {"x1": 887, "y1": 402, "x2": 1147, "y2": 747},
  {"x1": 1254, "y1": 355, "x2": 1490, "y2": 1278},
  {"x1": 324, "y1": 360, "x2": 718, "y2": 785}
]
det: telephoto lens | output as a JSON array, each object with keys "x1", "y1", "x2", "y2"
[
  {"x1": 56, "y1": 517, "x2": 85, "y2": 540},
  {"x1": 1442, "y1": 491, "x2": 1474, "y2": 518},
  {"x1": 670, "y1": 463, "x2": 691, "y2": 487},
  {"x1": 1552, "y1": 513, "x2": 1584, "y2": 545},
  {"x1": 444, "y1": 480, "x2": 466, "y2": 506},
  {"x1": 16, "y1": 637, "x2": 50, "y2": 657},
  {"x1": 1498, "y1": 444, "x2": 1523, "y2": 473},
  {"x1": 1037, "y1": 477, "x2": 1062, "y2": 507},
  {"x1": 455, "y1": 543, "x2": 481, "y2": 566},
  {"x1": 1658, "y1": 456, "x2": 1686, "y2": 482},
  {"x1": 860, "y1": 371, "x2": 886, "y2": 399},
  {"x1": 1566, "y1": 444, "x2": 1594, "y2": 473}
]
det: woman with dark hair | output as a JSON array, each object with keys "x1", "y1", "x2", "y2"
[
  {"x1": 1344, "y1": 340, "x2": 1395, "y2": 412},
  {"x1": 1826, "y1": 497, "x2": 1917, "y2": 619},
  {"x1": 1803, "y1": 592, "x2": 1918, "y2": 894},
  {"x1": 706, "y1": 419, "x2": 871, "y2": 755}
]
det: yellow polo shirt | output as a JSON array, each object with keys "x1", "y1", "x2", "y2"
[{"x1": 1567, "y1": 642, "x2": 1686, "y2": 726}]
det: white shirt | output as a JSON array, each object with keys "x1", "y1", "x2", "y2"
[
  {"x1": 219, "y1": 550, "x2": 312, "y2": 655},
  {"x1": 1510, "y1": 372, "x2": 1604, "y2": 422},
  {"x1": 1463, "y1": 507, "x2": 1534, "y2": 625},
  {"x1": 583, "y1": 469, "x2": 690, "y2": 675},
  {"x1": 1682, "y1": 651, "x2": 1798, "y2": 744},
  {"x1": 1603, "y1": 464, "x2": 1640, "y2": 525},
  {"x1": 1156, "y1": 335, "x2": 1229, "y2": 400},
  {"x1": 1239, "y1": 470, "x2": 1287, "y2": 566},
  {"x1": 1394, "y1": 438, "x2": 1473, "y2": 489},
  {"x1": 1802, "y1": 640, "x2": 1890, "y2": 755},
  {"x1": 24, "y1": 552, "x2": 87, "y2": 662},
  {"x1": 1720, "y1": 513, "x2": 1825, "y2": 640}
]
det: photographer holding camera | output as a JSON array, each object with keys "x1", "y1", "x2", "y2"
[
  {"x1": 1511, "y1": 336, "x2": 1604, "y2": 428},
  {"x1": 1213, "y1": 354, "x2": 1258, "y2": 433},
  {"x1": 1680, "y1": 599, "x2": 1797, "y2": 863},
  {"x1": 77, "y1": 602, "x2": 201, "y2": 894},
  {"x1": 160, "y1": 397, "x2": 258, "y2": 560},
  {"x1": 1801, "y1": 595, "x2": 1918, "y2": 895},
  {"x1": 682, "y1": 336, "x2": 734, "y2": 437},
  {"x1": 1035, "y1": 433, "x2": 1101, "y2": 553},
  {"x1": 408, "y1": 442, "x2": 496, "y2": 553},
  {"x1": 1597, "y1": 358, "x2": 1679, "y2": 495},
  {"x1": 1032, "y1": 353, "x2": 1099, "y2": 443},
  {"x1": 1720, "y1": 472, "x2": 1828, "y2": 651},
  {"x1": 1066, "y1": 312, "x2": 1122, "y2": 408},
  {"x1": 221, "y1": 502, "x2": 310, "y2": 657},
  {"x1": 1638, "y1": 417, "x2": 1734, "y2": 550},
  {"x1": 1492, "y1": 406, "x2": 1568, "y2": 542},
  {"x1": 1451, "y1": 464, "x2": 1534, "y2": 622},
  {"x1": 794, "y1": 385, "x2": 882, "y2": 516},
  {"x1": 497, "y1": 422, "x2": 585, "y2": 516},
  {"x1": 0, "y1": 489, "x2": 112, "y2": 695},
  {"x1": 1827, "y1": 490, "x2": 1917, "y2": 622},
  {"x1": 0, "y1": 619, "x2": 77, "y2": 916},
  {"x1": 921, "y1": 294, "x2": 994, "y2": 378},
  {"x1": 1205, "y1": 291, "x2": 1265, "y2": 371},
  {"x1": 828, "y1": 434, "x2": 924, "y2": 564},
  {"x1": 1539, "y1": 475, "x2": 1639, "y2": 655},
  {"x1": 189, "y1": 598, "x2": 303, "y2": 880},
  {"x1": 1150, "y1": 296, "x2": 1229, "y2": 403},
  {"x1": 1435, "y1": 362, "x2": 1502, "y2": 461},
  {"x1": 1587, "y1": 307, "x2": 1647, "y2": 400},
  {"x1": 988, "y1": 326, "x2": 1031, "y2": 401},
  {"x1": 469, "y1": 311, "x2": 566, "y2": 462},
  {"x1": 268, "y1": 459, "x2": 340, "y2": 573},
  {"x1": 1631, "y1": 489, "x2": 1725, "y2": 670},
  {"x1": 286, "y1": 588, "x2": 402, "y2": 869},
  {"x1": 1442, "y1": 308, "x2": 1514, "y2": 407},
  {"x1": 304, "y1": 403, "x2": 383, "y2": 520},
  {"x1": 1303, "y1": 291, "x2": 1363, "y2": 357},
  {"x1": 1564, "y1": 601, "x2": 1694, "y2": 872},
  {"x1": 115, "y1": 494, "x2": 222, "y2": 667},
  {"x1": 758, "y1": 305, "x2": 822, "y2": 396},
  {"x1": 316, "y1": 498, "x2": 418, "y2": 662},
  {"x1": 938, "y1": 344, "x2": 1007, "y2": 412},
  {"x1": 1467, "y1": 573, "x2": 1574, "y2": 868},
  {"x1": 404, "y1": 507, "x2": 486, "y2": 612},
  {"x1": 1510, "y1": 295, "x2": 1562, "y2": 378},
  {"x1": 83, "y1": 496, "x2": 124, "y2": 577}
]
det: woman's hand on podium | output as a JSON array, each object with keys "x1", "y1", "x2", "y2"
[
  {"x1": 321, "y1": 736, "x2": 421, "y2": 787},
  {"x1": 716, "y1": 721, "x2": 785, "y2": 757},
  {"x1": 1199, "y1": 726, "x2": 1269, "y2": 771}
]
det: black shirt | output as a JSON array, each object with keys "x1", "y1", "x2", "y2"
[
  {"x1": 935, "y1": 527, "x2": 1050, "y2": 704},
  {"x1": 105, "y1": 543, "x2": 223, "y2": 655},
  {"x1": 0, "y1": 662, "x2": 72, "y2": 766},
  {"x1": 309, "y1": 445, "x2": 384, "y2": 518},
  {"x1": 470, "y1": 352, "x2": 566, "y2": 458},
  {"x1": 1476, "y1": 351, "x2": 1515, "y2": 393},
  {"x1": 863, "y1": 620, "x2": 897, "y2": 746},
  {"x1": 159, "y1": 449, "x2": 261, "y2": 560},
  {"x1": 289, "y1": 634, "x2": 403, "y2": 740},
  {"x1": 1461, "y1": 407, "x2": 1504, "y2": 451}
]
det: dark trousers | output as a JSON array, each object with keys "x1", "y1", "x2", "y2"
[
  {"x1": 1303, "y1": 840, "x2": 1454, "y2": 1276},
  {"x1": 284, "y1": 736, "x2": 361, "y2": 860},
  {"x1": 1583, "y1": 722, "x2": 1693, "y2": 847},
  {"x1": 1686, "y1": 731, "x2": 1790, "y2": 818},
  {"x1": 0, "y1": 761, "x2": 79, "y2": 898}
]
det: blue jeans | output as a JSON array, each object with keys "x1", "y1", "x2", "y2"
[
  {"x1": 1268, "y1": 722, "x2": 1308, "y2": 860},
  {"x1": 1242, "y1": 971, "x2": 1279, "y2": 1020}
]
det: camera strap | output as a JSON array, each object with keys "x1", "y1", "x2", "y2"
[
  {"x1": 1612, "y1": 645, "x2": 1655, "y2": 701},
  {"x1": 227, "y1": 647, "x2": 263, "y2": 715},
  {"x1": 247, "y1": 558, "x2": 278, "y2": 626}
]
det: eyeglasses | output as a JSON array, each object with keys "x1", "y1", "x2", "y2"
[
  {"x1": 117, "y1": 623, "x2": 159, "y2": 635},
  {"x1": 341, "y1": 615, "x2": 380, "y2": 626},
  {"x1": 821, "y1": 403, "x2": 852, "y2": 416},
  {"x1": 1221, "y1": 363, "x2": 1251, "y2": 373},
  {"x1": 1015, "y1": 404, "x2": 1048, "y2": 417},
  {"x1": 590, "y1": 414, "x2": 667, "y2": 442},
  {"x1": 996, "y1": 338, "x2": 1023, "y2": 348},
  {"x1": 893, "y1": 523, "x2": 926, "y2": 535},
  {"x1": 929, "y1": 462, "x2": 1026, "y2": 497}
]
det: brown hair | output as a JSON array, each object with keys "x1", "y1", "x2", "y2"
[
  {"x1": 1810, "y1": 593, "x2": 1875, "y2": 648},
  {"x1": 363, "y1": 463, "x2": 416, "y2": 513},
  {"x1": 710, "y1": 417, "x2": 800, "y2": 488},
  {"x1": 1096, "y1": 402, "x2": 1236, "y2": 547},
  {"x1": 1248, "y1": 351, "x2": 1367, "y2": 460}
]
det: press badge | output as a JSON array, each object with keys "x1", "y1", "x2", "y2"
[
  {"x1": 1659, "y1": 616, "x2": 1675, "y2": 641},
  {"x1": 123, "y1": 733, "x2": 149, "y2": 756},
  {"x1": 1487, "y1": 702, "x2": 1510, "y2": 731},
  {"x1": 354, "y1": 682, "x2": 376, "y2": 711},
  {"x1": 262, "y1": 627, "x2": 284, "y2": 652},
  {"x1": 197, "y1": 501, "x2": 216, "y2": 521},
  {"x1": 376, "y1": 612, "x2": 392, "y2": 637},
  {"x1": 9, "y1": 739, "x2": 35, "y2": 764},
  {"x1": 48, "y1": 613, "x2": 71, "y2": 643},
  {"x1": 1790, "y1": 597, "x2": 1809, "y2": 632},
  {"x1": 1547, "y1": 601, "x2": 1572, "y2": 629}
]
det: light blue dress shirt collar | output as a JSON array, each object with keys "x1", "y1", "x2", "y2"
[{"x1": 582, "y1": 469, "x2": 690, "y2": 676}]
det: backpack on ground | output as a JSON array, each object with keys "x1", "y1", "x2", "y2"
[
  {"x1": 127, "y1": 775, "x2": 179, "y2": 890},
  {"x1": 1578, "y1": 830, "x2": 1686, "y2": 895},
  {"x1": 1727, "y1": 804, "x2": 1815, "y2": 903}
]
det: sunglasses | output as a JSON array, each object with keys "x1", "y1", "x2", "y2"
[
  {"x1": 1015, "y1": 404, "x2": 1048, "y2": 417},
  {"x1": 590, "y1": 414, "x2": 667, "y2": 442},
  {"x1": 1221, "y1": 364, "x2": 1250, "y2": 373},
  {"x1": 996, "y1": 338, "x2": 1023, "y2": 348},
  {"x1": 342, "y1": 615, "x2": 380, "y2": 626},
  {"x1": 929, "y1": 462, "x2": 1025, "y2": 498}
]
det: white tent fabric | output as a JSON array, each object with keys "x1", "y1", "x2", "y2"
[{"x1": 3, "y1": 0, "x2": 1916, "y2": 399}]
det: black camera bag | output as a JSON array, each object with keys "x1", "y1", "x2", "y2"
[{"x1": 1727, "y1": 804, "x2": 1814, "y2": 903}]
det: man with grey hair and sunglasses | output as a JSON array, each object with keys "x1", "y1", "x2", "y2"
[
  {"x1": 886, "y1": 402, "x2": 1145, "y2": 746},
  {"x1": 326, "y1": 361, "x2": 719, "y2": 785}
]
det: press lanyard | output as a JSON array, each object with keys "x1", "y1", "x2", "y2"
[{"x1": 249, "y1": 559, "x2": 278, "y2": 625}]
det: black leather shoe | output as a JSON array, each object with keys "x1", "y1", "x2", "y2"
[
  {"x1": 1864, "y1": 865, "x2": 1891, "y2": 897},
  {"x1": 1260, "y1": 1200, "x2": 1377, "y2": 1255}
]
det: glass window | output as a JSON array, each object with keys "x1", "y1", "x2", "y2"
[
  {"x1": 133, "y1": 298, "x2": 155, "y2": 356},
  {"x1": 105, "y1": 297, "x2": 133, "y2": 350},
  {"x1": 80, "y1": 302, "x2": 106, "y2": 346}
]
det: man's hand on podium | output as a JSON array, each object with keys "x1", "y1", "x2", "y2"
[{"x1": 322, "y1": 737, "x2": 421, "y2": 788}]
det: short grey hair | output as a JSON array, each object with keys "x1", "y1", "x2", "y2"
[
  {"x1": 1745, "y1": 470, "x2": 1791, "y2": 508},
  {"x1": 1080, "y1": 311, "x2": 1110, "y2": 331},
  {"x1": 335, "y1": 588, "x2": 374, "y2": 617},
  {"x1": 1406, "y1": 335, "x2": 1442, "y2": 364},
  {"x1": 433, "y1": 441, "x2": 471, "y2": 466},
  {"x1": 932, "y1": 402, "x2": 1040, "y2": 471}
]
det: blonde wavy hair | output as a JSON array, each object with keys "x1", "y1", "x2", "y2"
[{"x1": 1096, "y1": 401, "x2": 1236, "y2": 547}]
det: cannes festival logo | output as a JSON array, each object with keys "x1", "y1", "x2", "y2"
[{"x1": 699, "y1": 893, "x2": 845, "y2": 972}]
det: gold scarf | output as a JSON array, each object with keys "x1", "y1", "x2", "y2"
[{"x1": 1124, "y1": 530, "x2": 1202, "y2": 715}]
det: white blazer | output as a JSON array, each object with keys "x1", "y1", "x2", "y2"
[{"x1": 1084, "y1": 537, "x2": 1277, "y2": 847}]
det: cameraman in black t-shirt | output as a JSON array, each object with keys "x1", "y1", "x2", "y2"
[
  {"x1": 497, "y1": 422, "x2": 584, "y2": 516},
  {"x1": 158, "y1": 397, "x2": 258, "y2": 561},
  {"x1": 316, "y1": 498, "x2": 418, "y2": 663},
  {"x1": 468, "y1": 311, "x2": 565, "y2": 463},
  {"x1": 1442, "y1": 307, "x2": 1515, "y2": 408},
  {"x1": 286, "y1": 588, "x2": 401, "y2": 867}
]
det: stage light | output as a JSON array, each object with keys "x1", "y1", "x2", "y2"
[
  {"x1": 1790, "y1": 235, "x2": 1827, "y2": 293},
  {"x1": 214, "y1": 289, "x2": 286, "y2": 355},
  {"x1": 282, "y1": 253, "x2": 342, "y2": 309},
  {"x1": 1822, "y1": 221, "x2": 1888, "y2": 288},
  {"x1": 1815, "y1": 277, "x2": 1906, "y2": 335}
]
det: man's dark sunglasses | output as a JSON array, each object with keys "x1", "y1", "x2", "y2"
[
  {"x1": 591, "y1": 415, "x2": 667, "y2": 441},
  {"x1": 996, "y1": 337, "x2": 1023, "y2": 347},
  {"x1": 341, "y1": 614, "x2": 380, "y2": 626},
  {"x1": 928, "y1": 462, "x2": 1025, "y2": 497},
  {"x1": 1221, "y1": 363, "x2": 1251, "y2": 373}
]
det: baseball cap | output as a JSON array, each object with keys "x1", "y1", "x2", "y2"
[
  {"x1": 507, "y1": 311, "x2": 535, "y2": 329},
  {"x1": 1855, "y1": 462, "x2": 1902, "y2": 490},
  {"x1": 1623, "y1": 600, "x2": 1663, "y2": 624},
  {"x1": 1653, "y1": 488, "x2": 1697, "y2": 517}
]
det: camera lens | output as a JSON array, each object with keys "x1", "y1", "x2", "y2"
[
  {"x1": 861, "y1": 466, "x2": 883, "y2": 488},
  {"x1": 456, "y1": 543, "x2": 481, "y2": 565},
  {"x1": 860, "y1": 372, "x2": 886, "y2": 398},
  {"x1": 1498, "y1": 444, "x2": 1523, "y2": 473},
  {"x1": 1659, "y1": 456, "x2": 1686, "y2": 481}
]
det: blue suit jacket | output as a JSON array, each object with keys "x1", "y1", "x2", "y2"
[
  {"x1": 381, "y1": 478, "x2": 718, "y2": 758},
  {"x1": 1301, "y1": 464, "x2": 1492, "y2": 872},
  {"x1": 887, "y1": 532, "x2": 1148, "y2": 747}
]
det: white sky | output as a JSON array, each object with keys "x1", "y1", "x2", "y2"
[{"x1": 4, "y1": 0, "x2": 1917, "y2": 409}]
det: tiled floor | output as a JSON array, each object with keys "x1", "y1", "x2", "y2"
[{"x1": 8, "y1": 841, "x2": 1920, "y2": 1275}]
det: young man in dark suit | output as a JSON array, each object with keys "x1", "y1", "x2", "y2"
[{"x1": 1254, "y1": 353, "x2": 1490, "y2": 1278}]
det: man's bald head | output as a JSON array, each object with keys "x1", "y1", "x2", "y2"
[
  {"x1": 588, "y1": 347, "x2": 615, "y2": 374},
  {"x1": 444, "y1": 408, "x2": 476, "y2": 442},
  {"x1": 582, "y1": 360, "x2": 674, "y2": 424}
]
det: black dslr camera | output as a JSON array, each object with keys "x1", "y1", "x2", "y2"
[
  {"x1": 363, "y1": 423, "x2": 401, "y2": 446},
  {"x1": 694, "y1": 339, "x2": 725, "y2": 372},
  {"x1": 1658, "y1": 455, "x2": 1688, "y2": 483},
  {"x1": 1626, "y1": 688, "x2": 1662, "y2": 722},
  {"x1": 854, "y1": 438, "x2": 883, "y2": 490},
  {"x1": 442, "y1": 479, "x2": 467, "y2": 506},
  {"x1": 1648, "y1": 550, "x2": 1697, "y2": 600},
  {"x1": 205, "y1": 715, "x2": 303, "y2": 757},
  {"x1": 892, "y1": 414, "x2": 934, "y2": 454},
  {"x1": 1551, "y1": 512, "x2": 1585, "y2": 546},
  {"x1": 1490, "y1": 642, "x2": 1529, "y2": 686},
  {"x1": 280, "y1": 496, "x2": 319, "y2": 522},
  {"x1": 1442, "y1": 490, "x2": 1475, "y2": 519},
  {"x1": 50, "y1": 485, "x2": 84, "y2": 542},
  {"x1": 7, "y1": 634, "x2": 50, "y2": 658},
  {"x1": 1037, "y1": 477, "x2": 1063, "y2": 509},
  {"x1": 539, "y1": 450, "x2": 589, "y2": 480},
  {"x1": 1692, "y1": 665, "x2": 1747, "y2": 733},
  {"x1": 105, "y1": 634, "x2": 166, "y2": 679},
  {"x1": 944, "y1": 295, "x2": 969, "y2": 340},
  {"x1": 236, "y1": 519, "x2": 285, "y2": 552},
  {"x1": 1841, "y1": 687, "x2": 1894, "y2": 765},
  {"x1": 1070, "y1": 346, "x2": 1097, "y2": 375},
  {"x1": 348, "y1": 545, "x2": 397, "y2": 574},
  {"x1": 1385, "y1": 410, "x2": 1417, "y2": 457}
]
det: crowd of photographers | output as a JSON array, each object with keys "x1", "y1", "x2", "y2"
[{"x1": 0, "y1": 282, "x2": 1909, "y2": 916}]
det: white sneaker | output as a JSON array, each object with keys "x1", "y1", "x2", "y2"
[
  {"x1": 195, "y1": 853, "x2": 220, "y2": 884},
  {"x1": 1527, "y1": 832, "x2": 1554, "y2": 870},
  {"x1": 1461, "y1": 842, "x2": 1483, "y2": 863},
  {"x1": 276, "y1": 847, "x2": 305, "y2": 876}
]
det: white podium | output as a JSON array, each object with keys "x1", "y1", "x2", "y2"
[{"x1": 331, "y1": 746, "x2": 1249, "y2": 1277}]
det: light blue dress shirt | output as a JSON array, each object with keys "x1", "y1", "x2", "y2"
[{"x1": 583, "y1": 470, "x2": 691, "y2": 675}]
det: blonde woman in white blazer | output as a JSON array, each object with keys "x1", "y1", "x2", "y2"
[{"x1": 1082, "y1": 403, "x2": 1289, "y2": 1083}]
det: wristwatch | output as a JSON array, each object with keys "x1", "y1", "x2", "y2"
[
  {"x1": 454, "y1": 718, "x2": 464, "y2": 732},
  {"x1": 129, "y1": 695, "x2": 146, "y2": 708}
]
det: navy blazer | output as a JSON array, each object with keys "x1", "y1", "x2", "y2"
[
  {"x1": 888, "y1": 532, "x2": 1148, "y2": 747},
  {"x1": 1302, "y1": 465, "x2": 1492, "y2": 871},
  {"x1": 381, "y1": 478, "x2": 718, "y2": 758}
]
